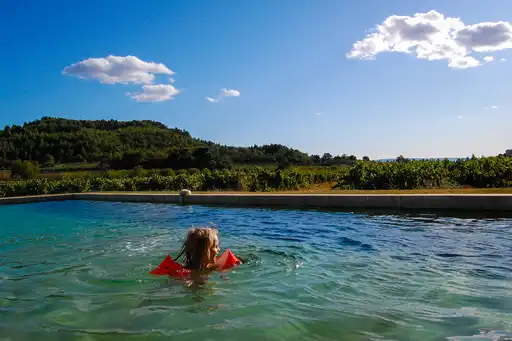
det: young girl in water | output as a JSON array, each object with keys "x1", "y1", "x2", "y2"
[
  {"x1": 150, "y1": 226, "x2": 240, "y2": 284},
  {"x1": 176, "y1": 227, "x2": 221, "y2": 271},
  {"x1": 176, "y1": 226, "x2": 242, "y2": 285}
]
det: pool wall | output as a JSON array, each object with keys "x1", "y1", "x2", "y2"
[{"x1": 1, "y1": 192, "x2": 512, "y2": 211}]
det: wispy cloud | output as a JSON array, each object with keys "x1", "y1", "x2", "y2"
[
  {"x1": 500, "y1": 58, "x2": 507, "y2": 62},
  {"x1": 483, "y1": 56, "x2": 495, "y2": 63},
  {"x1": 347, "y1": 10, "x2": 512, "y2": 69},
  {"x1": 315, "y1": 112, "x2": 323, "y2": 116},
  {"x1": 457, "y1": 115, "x2": 465, "y2": 119},
  {"x1": 491, "y1": 105, "x2": 498, "y2": 109},
  {"x1": 206, "y1": 88, "x2": 241, "y2": 103}
]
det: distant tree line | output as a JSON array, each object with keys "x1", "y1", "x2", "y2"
[{"x1": 0, "y1": 117, "x2": 368, "y2": 172}]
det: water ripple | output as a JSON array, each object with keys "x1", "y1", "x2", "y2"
[{"x1": 0, "y1": 201, "x2": 511, "y2": 341}]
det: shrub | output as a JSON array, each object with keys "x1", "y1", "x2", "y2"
[
  {"x1": 131, "y1": 166, "x2": 144, "y2": 177},
  {"x1": 10, "y1": 160, "x2": 40, "y2": 179},
  {"x1": 160, "y1": 168, "x2": 175, "y2": 177},
  {"x1": 44, "y1": 154, "x2": 55, "y2": 167}
]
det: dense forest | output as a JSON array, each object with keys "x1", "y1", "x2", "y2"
[{"x1": 0, "y1": 117, "x2": 362, "y2": 170}]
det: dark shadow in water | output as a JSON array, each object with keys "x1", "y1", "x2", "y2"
[
  {"x1": 337, "y1": 236, "x2": 375, "y2": 251},
  {"x1": 5, "y1": 199, "x2": 512, "y2": 219},
  {"x1": 257, "y1": 206, "x2": 512, "y2": 219},
  {"x1": 120, "y1": 200, "x2": 512, "y2": 220}
]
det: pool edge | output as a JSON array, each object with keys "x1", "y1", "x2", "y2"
[
  {"x1": 1, "y1": 192, "x2": 512, "y2": 212},
  {"x1": 0, "y1": 193, "x2": 74, "y2": 206}
]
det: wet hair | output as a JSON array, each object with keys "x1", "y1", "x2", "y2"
[{"x1": 175, "y1": 227, "x2": 219, "y2": 270}]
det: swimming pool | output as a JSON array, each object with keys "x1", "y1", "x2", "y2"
[{"x1": 1, "y1": 201, "x2": 511, "y2": 341}]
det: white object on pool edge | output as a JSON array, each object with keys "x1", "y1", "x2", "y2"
[{"x1": 180, "y1": 189, "x2": 192, "y2": 196}]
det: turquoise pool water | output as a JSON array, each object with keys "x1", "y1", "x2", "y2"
[{"x1": 0, "y1": 201, "x2": 511, "y2": 341}]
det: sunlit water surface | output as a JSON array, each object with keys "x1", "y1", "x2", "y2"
[{"x1": 0, "y1": 201, "x2": 511, "y2": 341}]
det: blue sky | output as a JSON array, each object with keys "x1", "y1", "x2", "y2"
[{"x1": 1, "y1": 0, "x2": 511, "y2": 159}]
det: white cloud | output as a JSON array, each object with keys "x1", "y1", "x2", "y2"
[
  {"x1": 63, "y1": 55, "x2": 174, "y2": 84},
  {"x1": 63, "y1": 55, "x2": 180, "y2": 103},
  {"x1": 500, "y1": 58, "x2": 507, "y2": 62},
  {"x1": 454, "y1": 22, "x2": 512, "y2": 52},
  {"x1": 347, "y1": 10, "x2": 512, "y2": 69},
  {"x1": 126, "y1": 84, "x2": 180, "y2": 102},
  {"x1": 483, "y1": 56, "x2": 495, "y2": 62},
  {"x1": 457, "y1": 115, "x2": 465, "y2": 119},
  {"x1": 315, "y1": 112, "x2": 323, "y2": 115},
  {"x1": 448, "y1": 56, "x2": 480, "y2": 69},
  {"x1": 220, "y1": 88, "x2": 241, "y2": 97},
  {"x1": 206, "y1": 88, "x2": 241, "y2": 103},
  {"x1": 491, "y1": 105, "x2": 498, "y2": 109}
]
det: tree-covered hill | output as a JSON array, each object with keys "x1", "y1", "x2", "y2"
[{"x1": 0, "y1": 117, "x2": 361, "y2": 170}]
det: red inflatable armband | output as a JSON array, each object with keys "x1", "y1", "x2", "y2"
[
  {"x1": 215, "y1": 249, "x2": 242, "y2": 270},
  {"x1": 150, "y1": 250, "x2": 242, "y2": 277},
  {"x1": 150, "y1": 255, "x2": 191, "y2": 277}
]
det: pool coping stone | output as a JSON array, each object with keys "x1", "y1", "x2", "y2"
[{"x1": 1, "y1": 192, "x2": 512, "y2": 211}]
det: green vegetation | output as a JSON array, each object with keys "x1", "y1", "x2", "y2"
[
  {"x1": 9, "y1": 160, "x2": 40, "y2": 179},
  {"x1": 339, "y1": 157, "x2": 512, "y2": 190},
  {"x1": 1, "y1": 156, "x2": 512, "y2": 198},
  {"x1": 1, "y1": 117, "x2": 511, "y2": 198},
  {"x1": 0, "y1": 167, "x2": 340, "y2": 197},
  {"x1": 0, "y1": 117, "x2": 360, "y2": 171}
]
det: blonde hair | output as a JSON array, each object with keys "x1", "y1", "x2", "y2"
[{"x1": 177, "y1": 227, "x2": 219, "y2": 270}]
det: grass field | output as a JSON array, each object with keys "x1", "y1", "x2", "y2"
[
  {"x1": 0, "y1": 170, "x2": 10, "y2": 181},
  {"x1": 41, "y1": 162, "x2": 100, "y2": 172}
]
